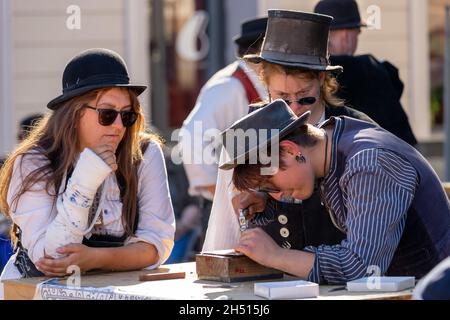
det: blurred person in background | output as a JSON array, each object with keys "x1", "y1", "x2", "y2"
[
  {"x1": 1, "y1": 113, "x2": 44, "y2": 273},
  {"x1": 17, "y1": 113, "x2": 44, "y2": 142},
  {"x1": 163, "y1": 145, "x2": 202, "y2": 263},
  {"x1": 314, "y1": 0, "x2": 417, "y2": 146},
  {"x1": 413, "y1": 257, "x2": 450, "y2": 300}
]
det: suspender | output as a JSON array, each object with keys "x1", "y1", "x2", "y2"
[{"x1": 231, "y1": 66, "x2": 262, "y2": 104}]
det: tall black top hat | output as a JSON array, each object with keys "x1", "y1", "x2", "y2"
[
  {"x1": 244, "y1": 10, "x2": 342, "y2": 72},
  {"x1": 219, "y1": 100, "x2": 310, "y2": 170},
  {"x1": 314, "y1": 0, "x2": 367, "y2": 30},
  {"x1": 47, "y1": 48, "x2": 147, "y2": 110},
  {"x1": 233, "y1": 16, "x2": 268, "y2": 47}
]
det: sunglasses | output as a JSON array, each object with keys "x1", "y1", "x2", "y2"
[
  {"x1": 282, "y1": 96, "x2": 317, "y2": 106},
  {"x1": 84, "y1": 106, "x2": 138, "y2": 127}
]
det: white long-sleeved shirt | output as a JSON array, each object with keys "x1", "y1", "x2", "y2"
[
  {"x1": 178, "y1": 60, "x2": 268, "y2": 200},
  {"x1": 0, "y1": 142, "x2": 175, "y2": 289}
]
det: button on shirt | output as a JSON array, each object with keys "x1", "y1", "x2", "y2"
[
  {"x1": 304, "y1": 118, "x2": 419, "y2": 284},
  {"x1": 278, "y1": 214, "x2": 288, "y2": 225},
  {"x1": 280, "y1": 227, "x2": 290, "y2": 238}
]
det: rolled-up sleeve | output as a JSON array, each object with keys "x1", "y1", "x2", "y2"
[
  {"x1": 304, "y1": 149, "x2": 418, "y2": 284},
  {"x1": 127, "y1": 142, "x2": 175, "y2": 269}
]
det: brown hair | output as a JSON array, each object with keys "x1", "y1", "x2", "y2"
[
  {"x1": 260, "y1": 62, "x2": 344, "y2": 108},
  {"x1": 232, "y1": 124, "x2": 320, "y2": 191},
  {"x1": 0, "y1": 87, "x2": 159, "y2": 243}
]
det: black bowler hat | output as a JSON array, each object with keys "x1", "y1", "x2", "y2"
[
  {"x1": 219, "y1": 100, "x2": 310, "y2": 170},
  {"x1": 314, "y1": 0, "x2": 367, "y2": 30},
  {"x1": 244, "y1": 10, "x2": 342, "y2": 72},
  {"x1": 233, "y1": 16, "x2": 268, "y2": 47},
  {"x1": 47, "y1": 48, "x2": 147, "y2": 110}
]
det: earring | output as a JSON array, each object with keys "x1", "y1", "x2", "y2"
[{"x1": 295, "y1": 152, "x2": 306, "y2": 164}]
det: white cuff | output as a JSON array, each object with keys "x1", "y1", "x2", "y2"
[{"x1": 70, "y1": 148, "x2": 112, "y2": 196}]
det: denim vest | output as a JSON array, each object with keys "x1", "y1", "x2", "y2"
[{"x1": 328, "y1": 116, "x2": 450, "y2": 277}]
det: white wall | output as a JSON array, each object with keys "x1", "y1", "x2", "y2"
[
  {"x1": 2, "y1": 0, "x2": 153, "y2": 157},
  {"x1": 0, "y1": 0, "x2": 14, "y2": 158},
  {"x1": 407, "y1": 0, "x2": 431, "y2": 141},
  {"x1": 224, "y1": 0, "x2": 259, "y2": 64},
  {"x1": 124, "y1": 0, "x2": 151, "y2": 123},
  {"x1": 12, "y1": 0, "x2": 126, "y2": 127}
]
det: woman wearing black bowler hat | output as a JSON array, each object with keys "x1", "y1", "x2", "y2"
[{"x1": 0, "y1": 48, "x2": 175, "y2": 287}]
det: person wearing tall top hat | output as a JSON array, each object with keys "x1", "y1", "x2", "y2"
[
  {"x1": 203, "y1": 10, "x2": 373, "y2": 252},
  {"x1": 221, "y1": 94, "x2": 450, "y2": 283},
  {"x1": 0, "y1": 48, "x2": 175, "y2": 295},
  {"x1": 314, "y1": 0, "x2": 417, "y2": 146},
  {"x1": 178, "y1": 16, "x2": 268, "y2": 249}
]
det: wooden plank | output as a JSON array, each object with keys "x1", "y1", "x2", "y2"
[
  {"x1": 2, "y1": 264, "x2": 191, "y2": 300},
  {"x1": 139, "y1": 271, "x2": 186, "y2": 281},
  {"x1": 3, "y1": 280, "x2": 37, "y2": 300},
  {"x1": 196, "y1": 252, "x2": 284, "y2": 283},
  {"x1": 309, "y1": 285, "x2": 413, "y2": 300}
]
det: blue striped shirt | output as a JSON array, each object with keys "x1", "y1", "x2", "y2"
[{"x1": 304, "y1": 119, "x2": 419, "y2": 284}]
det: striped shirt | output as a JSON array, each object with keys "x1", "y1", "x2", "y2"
[{"x1": 304, "y1": 118, "x2": 419, "y2": 284}]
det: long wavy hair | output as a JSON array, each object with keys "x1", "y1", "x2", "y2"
[{"x1": 0, "y1": 87, "x2": 158, "y2": 242}]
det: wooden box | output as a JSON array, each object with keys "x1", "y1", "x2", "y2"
[{"x1": 196, "y1": 250, "x2": 284, "y2": 283}]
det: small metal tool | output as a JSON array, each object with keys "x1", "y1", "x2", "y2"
[{"x1": 239, "y1": 208, "x2": 249, "y2": 232}]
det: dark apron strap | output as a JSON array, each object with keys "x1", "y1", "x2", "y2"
[
  {"x1": 13, "y1": 227, "x2": 44, "y2": 278},
  {"x1": 82, "y1": 234, "x2": 127, "y2": 248}
]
